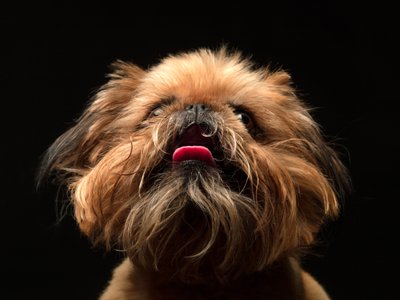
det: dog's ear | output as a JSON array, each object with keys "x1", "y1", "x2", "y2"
[
  {"x1": 262, "y1": 69, "x2": 297, "y2": 104},
  {"x1": 39, "y1": 61, "x2": 145, "y2": 179},
  {"x1": 38, "y1": 61, "x2": 145, "y2": 235},
  {"x1": 264, "y1": 69, "x2": 349, "y2": 219},
  {"x1": 305, "y1": 128, "x2": 350, "y2": 213},
  {"x1": 265, "y1": 70, "x2": 292, "y2": 86}
]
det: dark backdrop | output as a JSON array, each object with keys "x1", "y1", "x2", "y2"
[{"x1": 2, "y1": 2, "x2": 397, "y2": 299}]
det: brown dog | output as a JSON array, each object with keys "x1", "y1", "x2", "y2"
[{"x1": 41, "y1": 48, "x2": 348, "y2": 299}]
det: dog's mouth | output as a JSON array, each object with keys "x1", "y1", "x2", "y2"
[
  {"x1": 172, "y1": 124, "x2": 217, "y2": 167},
  {"x1": 152, "y1": 123, "x2": 250, "y2": 195}
]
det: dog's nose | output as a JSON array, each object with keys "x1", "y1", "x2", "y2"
[
  {"x1": 184, "y1": 104, "x2": 212, "y2": 133},
  {"x1": 185, "y1": 104, "x2": 210, "y2": 116}
]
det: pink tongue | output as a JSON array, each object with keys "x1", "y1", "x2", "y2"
[{"x1": 173, "y1": 146, "x2": 215, "y2": 166}]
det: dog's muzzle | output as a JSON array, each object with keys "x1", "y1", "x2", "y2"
[
  {"x1": 172, "y1": 104, "x2": 218, "y2": 167},
  {"x1": 173, "y1": 124, "x2": 216, "y2": 166}
]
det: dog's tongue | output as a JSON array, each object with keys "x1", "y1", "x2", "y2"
[{"x1": 173, "y1": 146, "x2": 215, "y2": 166}]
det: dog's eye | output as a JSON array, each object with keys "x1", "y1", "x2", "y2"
[
  {"x1": 235, "y1": 110, "x2": 254, "y2": 129},
  {"x1": 149, "y1": 106, "x2": 164, "y2": 118}
]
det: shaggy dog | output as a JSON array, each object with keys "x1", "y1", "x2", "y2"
[{"x1": 41, "y1": 48, "x2": 348, "y2": 299}]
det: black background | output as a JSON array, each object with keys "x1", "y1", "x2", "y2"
[{"x1": 2, "y1": 2, "x2": 398, "y2": 299}]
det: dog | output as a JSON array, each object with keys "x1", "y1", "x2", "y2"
[{"x1": 40, "y1": 48, "x2": 348, "y2": 299}]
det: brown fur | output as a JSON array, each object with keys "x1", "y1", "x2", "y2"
[{"x1": 40, "y1": 48, "x2": 348, "y2": 299}]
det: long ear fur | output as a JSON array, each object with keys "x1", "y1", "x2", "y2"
[
  {"x1": 37, "y1": 61, "x2": 145, "y2": 236},
  {"x1": 38, "y1": 61, "x2": 145, "y2": 181},
  {"x1": 265, "y1": 69, "x2": 349, "y2": 205}
]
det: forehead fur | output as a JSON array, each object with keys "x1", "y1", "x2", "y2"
[{"x1": 138, "y1": 48, "x2": 269, "y2": 103}]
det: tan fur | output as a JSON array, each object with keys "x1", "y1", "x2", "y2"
[
  {"x1": 41, "y1": 48, "x2": 348, "y2": 299},
  {"x1": 302, "y1": 271, "x2": 331, "y2": 300},
  {"x1": 100, "y1": 259, "x2": 331, "y2": 300}
]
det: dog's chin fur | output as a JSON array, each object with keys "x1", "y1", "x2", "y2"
[{"x1": 40, "y1": 48, "x2": 348, "y2": 298}]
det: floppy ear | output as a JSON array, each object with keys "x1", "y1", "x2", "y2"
[
  {"x1": 37, "y1": 61, "x2": 145, "y2": 238},
  {"x1": 265, "y1": 69, "x2": 349, "y2": 216},
  {"x1": 39, "y1": 61, "x2": 145, "y2": 179}
]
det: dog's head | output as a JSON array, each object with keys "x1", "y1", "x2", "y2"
[{"x1": 41, "y1": 48, "x2": 348, "y2": 283}]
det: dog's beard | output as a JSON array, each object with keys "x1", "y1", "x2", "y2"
[
  {"x1": 123, "y1": 161, "x2": 263, "y2": 283},
  {"x1": 119, "y1": 114, "x2": 269, "y2": 283}
]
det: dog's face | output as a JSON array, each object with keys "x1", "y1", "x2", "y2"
[{"x1": 42, "y1": 49, "x2": 347, "y2": 283}]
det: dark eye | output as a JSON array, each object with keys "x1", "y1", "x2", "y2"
[{"x1": 235, "y1": 110, "x2": 254, "y2": 129}]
